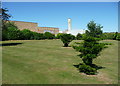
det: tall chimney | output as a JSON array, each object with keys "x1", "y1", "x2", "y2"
[{"x1": 68, "y1": 18, "x2": 71, "y2": 31}]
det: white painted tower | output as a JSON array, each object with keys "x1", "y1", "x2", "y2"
[{"x1": 68, "y1": 18, "x2": 72, "y2": 31}]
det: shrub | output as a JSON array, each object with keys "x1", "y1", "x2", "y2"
[
  {"x1": 44, "y1": 32, "x2": 55, "y2": 39},
  {"x1": 21, "y1": 29, "x2": 34, "y2": 40},
  {"x1": 116, "y1": 33, "x2": 120, "y2": 41},
  {"x1": 102, "y1": 32, "x2": 115, "y2": 40},
  {"x1": 2, "y1": 22, "x2": 22, "y2": 40},
  {"x1": 6, "y1": 27, "x2": 23, "y2": 40},
  {"x1": 56, "y1": 33, "x2": 64, "y2": 39},
  {"x1": 60, "y1": 34, "x2": 75, "y2": 47},
  {"x1": 76, "y1": 33, "x2": 82, "y2": 40}
]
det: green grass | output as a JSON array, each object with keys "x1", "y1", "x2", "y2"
[{"x1": 1, "y1": 39, "x2": 118, "y2": 84}]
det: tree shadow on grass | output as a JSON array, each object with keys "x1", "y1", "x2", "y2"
[{"x1": 0, "y1": 43, "x2": 23, "y2": 46}]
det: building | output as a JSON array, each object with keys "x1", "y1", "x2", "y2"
[
  {"x1": 61, "y1": 18, "x2": 85, "y2": 36},
  {"x1": 11, "y1": 21, "x2": 59, "y2": 35}
]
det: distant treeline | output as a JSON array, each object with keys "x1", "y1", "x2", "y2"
[
  {"x1": 2, "y1": 22, "x2": 55, "y2": 41},
  {"x1": 2, "y1": 22, "x2": 120, "y2": 41},
  {"x1": 75, "y1": 32, "x2": 120, "y2": 40}
]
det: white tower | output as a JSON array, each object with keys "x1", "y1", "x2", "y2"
[{"x1": 68, "y1": 18, "x2": 72, "y2": 31}]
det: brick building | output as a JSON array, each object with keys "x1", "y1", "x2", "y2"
[{"x1": 11, "y1": 21, "x2": 59, "y2": 34}]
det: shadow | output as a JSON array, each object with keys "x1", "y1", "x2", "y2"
[{"x1": 0, "y1": 43, "x2": 23, "y2": 46}]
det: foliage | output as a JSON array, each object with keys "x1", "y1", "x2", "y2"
[
  {"x1": 78, "y1": 63, "x2": 97, "y2": 75},
  {"x1": 76, "y1": 33, "x2": 82, "y2": 40},
  {"x1": 116, "y1": 33, "x2": 120, "y2": 41},
  {"x1": 21, "y1": 29, "x2": 33, "y2": 40},
  {"x1": 2, "y1": 22, "x2": 22, "y2": 40},
  {"x1": 60, "y1": 34, "x2": 75, "y2": 47},
  {"x1": 73, "y1": 21, "x2": 107, "y2": 75},
  {"x1": 86, "y1": 21, "x2": 103, "y2": 38},
  {"x1": 102, "y1": 33, "x2": 116, "y2": 40},
  {"x1": 1, "y1": 8, "x2": 11, "y2": 30},
  {"x1": 44, "y1": 32, "x2": 55, "y2": 39},
  {"x1": 56, "y1": 33, "x2": 64, "y2": 39}
]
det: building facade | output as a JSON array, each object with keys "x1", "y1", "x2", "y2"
[{"x1": 11, "y1": 21, "x2": 59, "y2": 34}]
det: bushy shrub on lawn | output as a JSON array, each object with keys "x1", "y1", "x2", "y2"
[
  {"x1": 116, "y1": 33, "x2": 120, "y2": 41},
  {"x1": 60, "y1": 34, "x2": 75, "y2": 47},
  {"x1": 44, "y1": 32, "x2": 55, "y2": 39},
  {"x1": 2, "y1": 22, "x2": 23, "y2": 40},
  {"x1": 76, "y1": 33, "x2": 82, "y2": 40},
  {"x1": 21, "y1": 29, "x2": 34, "y2": 40},
  {"x1": 56, "y1": 33, "x2": 64, "y2": 39}
]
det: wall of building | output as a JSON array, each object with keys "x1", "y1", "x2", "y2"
[
  {"x1": 11, "y1": 21, "x2": 38, "y2": 32},
  {"x1": 37, "y1": 27, "x2": 59, "y2": 34},
  {"x1": 10, "y1": 21, "x2": 59, "y2": 34}
]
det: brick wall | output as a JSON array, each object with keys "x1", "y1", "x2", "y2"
[
  {"x1": 10, "y1": 21, "x2": 59, "y2": 34},
  {"x1": 11, "y1": 21, "x2": 38, "y2": 32}
]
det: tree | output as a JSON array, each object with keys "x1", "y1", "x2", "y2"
[
  {"x1": 1, "y1": 8, "x2": 11, "y2": 30},
  {"x1": 60, "y1": 34, "x2": 75, "y2": 47},
  {"x1": 116, "y1": 33, "x2": 120, "y2": 41},
  {"x1": 86, "y1": 21, "x2": 103, "y2": 38},
  {"x1": 56, "y1": 33, "x2": 63, "y2": 39},
  {"x1": 2, "y1": 22, "x2": 20, "y2": 40},
  {"x1": 44, "y1": 32, "x2": 55, "y2": 39},
  {"x1": 73, "y1": 21, "x2": 106, "y2": 75},
  {"x1": 21, "y1": 29, "x2": 33, "y2": 40},
  {"x1": 76, "y1": 33, "x2": 82, "y2": 40},
  {"x1": 113, "y1": 32, "x2": 118, "y2": 40}
]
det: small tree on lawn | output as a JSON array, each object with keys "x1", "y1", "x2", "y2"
[
  {"x1": 60, "y1": 34, "x2": 75, "y2": 47},
  {"x1": 73, "y1": 21, "x2": 107, "y2": 75},
  {"x1": 76, "y1": 33, "x2": 82, "y2": 40}
]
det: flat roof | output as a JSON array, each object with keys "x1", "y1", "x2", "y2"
[{"x1": 10, "y1": 20, "x2": 38, "y2": 24}]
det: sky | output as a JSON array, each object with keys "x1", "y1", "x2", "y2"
[{"x1": 2, "y1": 2, "x2": 118, "y2": 32}]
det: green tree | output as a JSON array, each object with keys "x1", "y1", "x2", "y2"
[
  {"x1": 56, "y1": 33, "x2": 63, "y2": 39},
  {"x1": 76, "y1": 33, "x2": 82, "y2": 40},
  {"x1": 2, "y1": 22, "x2": 20, "y2": 40},
  {"x1": 44, "y1": 32, "x2": 55, "y2": 39},
  {"x1": 116, "y1": 33, "x2": 120, "y2": 41},
  {"x1": 73, "y1": 21, "x2": 106, "y2": 75},
  {"x1": 60, "y1": 34, "x2": 75, "y2": 47},
  {"x1": 21, "y1": 29, "x2": 33, "y2": 40},
  {"x1": 86, "y1": 21, "x2": 103, "y2": 38},
  {"x1": 113, "y1": 32, "x2": 118, "y2": 40},
  {"x1": 1, "y1": 8, "x2": 11, "y2": 30}
]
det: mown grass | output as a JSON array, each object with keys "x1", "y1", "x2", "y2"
[{"x1": 1, "y1": 39, "x2": 118, "y2": 84}]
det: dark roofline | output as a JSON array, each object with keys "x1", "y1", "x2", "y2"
[{"x1": 10, "y1": 20, "x2": 38, "y2": 24}]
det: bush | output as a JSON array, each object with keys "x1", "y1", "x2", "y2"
[
  {"x1": 21, "y1": 29, "x2": 33, "y2": 40},
  {"x1": 56, "y1": 33, "x2": 64, "y2": 39},
  {"x1": 116, "y1": 33, "x2": 120, "y2": 41},
  {"x1": 76, "y1": 33, "x2": 82, "y2": 40},
  {"x1": 44, "y1": 32, "x2": 55, "y2": 39},
  {"x1": 102, "y1": 32, "x2": 115, "y2": 40},
  {"x1": 2, "y1": 22, "x2": 22, "y2": 40},
  {"x1": 60, "y1": 34, "x2": 75, "y2": 47}
]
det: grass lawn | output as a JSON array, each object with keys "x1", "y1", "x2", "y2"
[{"x1": 1, "y1": 39, "x2": 118, "y2": 84}]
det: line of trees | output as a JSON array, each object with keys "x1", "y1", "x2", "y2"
[{"x1": 2, "y1": 22, "x2": 56, "y2": 41}]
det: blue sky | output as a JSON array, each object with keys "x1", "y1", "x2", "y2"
[{"x1": 2, "y1": 2, "x2": 118, "y2": 32}]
